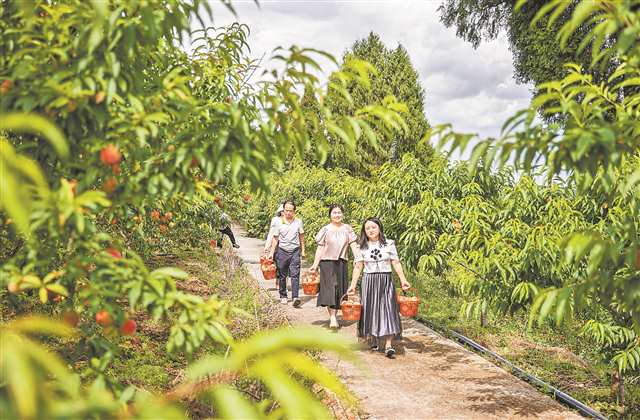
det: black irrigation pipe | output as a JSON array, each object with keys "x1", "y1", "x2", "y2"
[{"x1": 415, "y1": 315, "x2": 608, "y2": 420}]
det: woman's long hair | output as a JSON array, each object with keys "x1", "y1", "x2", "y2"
[{"x1": 358, "y1": 217, "x2": 387, "y2": 250}]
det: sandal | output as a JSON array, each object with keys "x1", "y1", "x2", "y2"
[
  {"x1": 385, "y1": 347, "x2": 396, "y2": 359},
  {"x1": 369, "y1": 344, "x2": 379, "y2": 352}
]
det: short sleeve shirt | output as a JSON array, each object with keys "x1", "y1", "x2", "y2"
[
  {"x1": 264, "y1": 216, "x2": 280, "y2": 252},
  {"x1": 274, "y1": 217, "x2": 304, "y2": 251},
  {"x1": 354, "y1": 240, "x2": 400, "y2": 273},
  {"x1": 314, "y1": 223, "x2": 358, "y2": 260}
]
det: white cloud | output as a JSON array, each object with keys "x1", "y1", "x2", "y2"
[{"x1": 193, "y1": 0, "x2": 533, "y2": 140}]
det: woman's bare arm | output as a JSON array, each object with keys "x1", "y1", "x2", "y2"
[
  {"x1": 309, "y1": 244, "x2": 324, "y2": 272},
  {"x1": 348, "y1": 261, "x2": 364, "y2": 294},
  {"x1": 392, "y1": 260, "x2": 411, "y2": 289}
]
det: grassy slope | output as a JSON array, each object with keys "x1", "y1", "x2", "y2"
[{"x1": 105, "y1": 246, "x2": 287, "y2": 417}]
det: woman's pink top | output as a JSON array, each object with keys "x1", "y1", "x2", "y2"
[{"x1": 315, "y1": 223, "x2": 358, "y2": 260}]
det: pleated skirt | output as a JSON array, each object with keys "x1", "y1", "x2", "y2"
[
  {"x1": 358, "y1": 272, "x2": 402, "y2": 339},
  {"x1": 317, "y1": 259, "x2": 348, "y2": 310}
]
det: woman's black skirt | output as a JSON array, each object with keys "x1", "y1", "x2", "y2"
[
  {"x1": 358, "y1": 272, "x2": 402, "y2": 338},
  {"x1": 317, "y1": 259, "x2": 348, "y2": 310}
]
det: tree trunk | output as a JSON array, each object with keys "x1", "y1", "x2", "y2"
[
  {"x1": 480, "y1": 307, "x2": 488, "y2": 327},
  {"x1": 612, "y1": 370, "x2": 625, "y2": 412}
]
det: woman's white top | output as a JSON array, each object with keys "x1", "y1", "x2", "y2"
[{"x1": 354, "y1": 240, "x2": 400, "y2": 273}]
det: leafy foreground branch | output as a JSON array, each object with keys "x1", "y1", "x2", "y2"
[{"x1": 1, "y1": 316, "x2": 356, "y2": 419}]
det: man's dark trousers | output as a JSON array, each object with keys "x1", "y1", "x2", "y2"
[{"x1": 275, "y1": 247, "x2": 300, "y2": 299}]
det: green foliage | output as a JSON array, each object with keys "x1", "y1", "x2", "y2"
[
  {"x1": 187, "y1": 327, "x2": 356, "y2": 419},
  {"x1": 440, "y1": 0, "x2": 640, "y2": 336},
  {"x1": 0, "y1": 0, "x2": 410, "y2": 417},
  {"x1": 0, "y1": 316, "x2": 186, "y2": 419},
  {"x1": 309, "y1": 32, "x2": 430, "y2": 176}
]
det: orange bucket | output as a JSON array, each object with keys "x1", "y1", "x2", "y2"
[
  {"x1": 397, "y1": 287, "x2": 420, "y2": 317},
  {"x1": 301, "y1": 271, "x2": 320, "y2": 295},
  {"x1": 340, "y1": 293, "x2": 362, "y2": 321},
  {"x1": 260, "y1": 258, "x2": 277, "y2": 280}
]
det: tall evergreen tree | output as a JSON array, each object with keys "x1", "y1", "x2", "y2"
[{"x1": 319, "y1": 33, "x2": 430, "y2": 176}]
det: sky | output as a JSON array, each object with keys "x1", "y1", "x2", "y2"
[{"x1": 193, "y1": 0, "x2": 533, "y2": 142}]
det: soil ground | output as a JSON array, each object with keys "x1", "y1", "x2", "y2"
[{"x1": 233, "y1": 224, "x2": 583, "y2": 419}]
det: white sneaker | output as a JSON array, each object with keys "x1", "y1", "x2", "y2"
[
  {"x1": 280, "y1": 298, "x2": 288, "y2": 304},
  {"x1": 329, "y1": 315, "x2": 338, "y2": 329}
]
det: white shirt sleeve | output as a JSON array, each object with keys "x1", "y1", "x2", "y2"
[
  {"x1": 354, "y1": 245, "x2": 364, "y2": 263},
  {"x1": 264, "y1": 217, "x2": 279, "y2": 251},
  {"x1": 271, "y1": 217, "x2": 281, "y2": 237}
]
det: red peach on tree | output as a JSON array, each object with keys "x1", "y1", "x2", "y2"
[
  {"x1": 95, "y1": 310, "x2": 112, "y2": 327},
  {"x1": 120, "y1": 319, "x2": 137, "y2": 335},
  {"x1": 100, "y1": 144, "x2": 121, "y2": 166}
]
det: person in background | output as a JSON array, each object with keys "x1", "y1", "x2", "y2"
[
  {"x1": 309, "y1": 204, "x2": 358, "y2": 329},
  {"x1": 348, "y1": 217, "x2": 410, "y2": 359},
  {"x1": 216, "y1": 201, "x2": 240, "y2": 249},
  {"x1": 264, "y1": 203, "x2": 285, "y2": 254},
  {"x1": 268, "y1": 201, "x2": 305, "y2": 307}
]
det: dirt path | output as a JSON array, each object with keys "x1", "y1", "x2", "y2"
[{"x1": 233, "y1": 224, "x2": 582, "y2": 419}]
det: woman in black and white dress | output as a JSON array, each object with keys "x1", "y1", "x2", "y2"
[{"x1": 347, "y1": 217, "x2": 410, "y2": 358}]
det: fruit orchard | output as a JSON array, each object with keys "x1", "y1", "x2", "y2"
[
  {"x1": 1, "y1": 0, "x2": 639, "y2": 419},
  {"x1": 0, "y1": 0, "x2": 406, "y2": 418}
]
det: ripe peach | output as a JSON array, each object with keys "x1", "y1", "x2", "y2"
[
  {"x1": 7, "y1": 282, "x2": 19, "y2": 294},
  {"x1": 107, "y1": 248, "x2": 122, "y2": 259},
  {"x1": 103, "y1": 177, "x2": 117, "y2": 194},
  {"x1": 95, "y1": 310, "x2": 112, "y2": 327},
  {"x1": 95, "y1": 91, "x2": 106, "y2": 104},
  {"x1": 100, "y1": 144, "x2": 121, "y2": 166},
  {"x1": 1, "y1": 79, "x2": 11, "y2": 94},
  {"x1": 120, "y1": 319, "x2": 137, "y2": 336}
]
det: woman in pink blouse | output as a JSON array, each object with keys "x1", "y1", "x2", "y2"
[{"x1": 309, "y1": 204, "x2": 359, "y2": 329}]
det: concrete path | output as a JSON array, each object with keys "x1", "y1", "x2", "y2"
[{"x1": 233, "y1": 224, "x2": 582, "y2": 419}]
